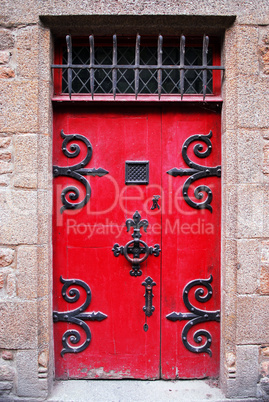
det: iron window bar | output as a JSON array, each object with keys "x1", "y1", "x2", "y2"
[{"x1": 52, "y1": 34, "x2": 224, "y2": 101}]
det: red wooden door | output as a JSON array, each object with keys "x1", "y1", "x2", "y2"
[{"x1": 53, "y1": 103, "x2": 221, "y2": 379}]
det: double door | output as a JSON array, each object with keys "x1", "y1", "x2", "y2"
[{"x1": 53, "y1": 104, "x2": 221, "y2": 379}]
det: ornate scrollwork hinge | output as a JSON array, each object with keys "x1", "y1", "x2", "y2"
[
  {"x1": 167, "y1": 131, "x2": 221, "y2": 212},
  {"x1": 166, "y1": 275, "x2": 220, "y2": 356},
  {"x1": 53, "y1": 276, "x2": 107, "y2": 356},
  {"x1": 112, "y1": 211, "x2": 161, "y2": 277},
  {"x1": 53, "y1": 130, "x2": 109, "y2": 213}
]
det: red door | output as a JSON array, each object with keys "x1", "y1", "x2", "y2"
[{"x1": 53, "y1": 103, "x2": 221, "y2": 379}]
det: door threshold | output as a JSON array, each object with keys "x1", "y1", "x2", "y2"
[{"x1": 47, "y1": 379, "x2": 247, "y2": 401}]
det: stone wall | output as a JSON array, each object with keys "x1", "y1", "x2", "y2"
[{"x1": 0, "y1": 0, "x2": 269, "y2": 399}]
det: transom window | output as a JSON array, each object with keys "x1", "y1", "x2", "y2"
[{"x1": 52, "y1": 35, "x2": 223, "y2": 101}]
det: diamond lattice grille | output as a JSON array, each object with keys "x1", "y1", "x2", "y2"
[{"x1": 61, "y1": 42, "x2": 214, "y2": 96}]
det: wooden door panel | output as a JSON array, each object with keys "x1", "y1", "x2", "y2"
[
  {"x1": 161, "y1": 105, "x2": 221, "y2": 378},
  {"x1": 53, "y1": 105, "x2": 162, "y2": 379},
  {"x1": 53, "y1": 103, "x2": 221, "y2": 379}
]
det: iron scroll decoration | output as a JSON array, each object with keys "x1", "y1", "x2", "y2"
[
  {"x1": 112, "y1": 211, "x2": 161, "y2": 277},
  {"x1": 53, "y1": 276, "x2": 107, "y2": 356},
  {"x1": 166, "y1": 275, "x2": 220, "y2": 356},
  {"x1": 167, "y1": 131, "x2": 221, "y2": 212},
  {"x1": 53, "y1": 130, "x2": 109, "y2": 213}
]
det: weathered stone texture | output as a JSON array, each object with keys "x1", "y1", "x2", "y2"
[
  {"x1": 6, "y1": 273, "x2": 16, "y2": 297},
  {"x1": 259, "y1": 30, "x2": 269, "y2": 75},
  {"x1": 237, "y1": 26, "x2": 259, "y2": 76},
  {"x1": 0, "y1": 173, "x2": 11, "y2": 187},
  {"x1": 0, "y1": 365, "x2": 14, "y2": 381},
  {"x1": 263, "y1": 143, "x2": 269, "y2": 174},
  {"x1": 235, "y1": 345, "x2": 259, "y2": 398},
  {"x1": 16, "y1": 26, "x2": 39, "y2": 79},
  {"x1": 0, "y1": 248, "x2": 14, "y2": 268},
  {"x1": 260, "y1": 265, "x2": 269, "y2": 294},
  {"x1": 0, "y1": 381, "x2": 12, "y2": 395},
  {"x1": 0, "y1": 51, "x2": 10, "y2": 64},
  {"x1": 17, "y1": 246, "x2": 37, "y2": 299},
  {"x1": 16, "y1": 350, "x2": 46, "y2": 398},
  {"x1": 0, "y1": 137, "x2": 11, "y2": 149},
  {"x1": 237, "y1": 129, "x2": 263, "y2": 183},
  {"x1": 0, "y1": 189, "x2": 38, "y2": 244},
  {"x1": 222, "y1": 184, "x2": 238, "y2": 238},
  {"x1": 222, "y1": 130, "x2": 238, "y2": 185},
  {"x1": 263, "y1": 184, "x2": 269, "y2": 237},
  {"x1": 1, "y1": 351, "x2": 13, "y2": 361},
  {"x1": 0, "y1": 160, "x2": 12, "y2": 174},
  {"x1": 0, "y1": 66, "x2": 15, "y2": 78},
  {"x1": 0, "y1": 29, "x2": 14, "y2": 50},
  {"x1": 13, "y1": 134, "x2": 38, "y2": 189},
  {"x1": 236, "y1": 296, "x2": 269, "y2": 344},
  {"x1": 0, "y1": 81, "x2": 38, "y2": 133},
  {"x1": 238, "y1": 77, "x2": 269, "y2": 129},
  {"x1": 0, "y1": 301, "x2": 38, "y2": 349},
  {"x1": 237, "y1": 239, "x2": 259, "y2": 294},
  {"x1": 237, "y1": 184, "x2": 263, "y2": 238}
]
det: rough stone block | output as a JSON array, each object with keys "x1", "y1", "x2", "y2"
[
  {"x1": 0, "y1": 137, "x2": 11, "y2": 149},
  {"x1": 37, "y1": 135, "x2": 52, "y2": 190},
  {"x1": 6, "y1": 274, "x2": 16, "y2": 297},
  {"x1": 237, "y1": 296, "x2": 269, "y2": 344},
  {"x1": 259, "y1": 377, "x2": 269, "y2": 400},
  {"x1": 0, "y1": 248, "x2": 14, "y2": 268},
  {"x1": 222, "y1": 130, "x2": 238, "y2": 185},
  {"x1": 1, "y1": 351, "x2": 13, "y2": 361},
  {"x1": 0, "y1": 301, "x2": 37, "y2": 349},
  {"x1": 235, "y1": 345, "x2": 259, "y2": 398},
  {"x1": 261, "y1": 361, "x2": 269, "y2": 377},
  {"x1": 261, "y1": 240, "x2": 269, "y2": 262},
  {"x1": 237, "y1": 130, "x2": 262, "y2": 183},
  {"x1": 37, "y1": 190, "x2": 52, "y2": 244},
  {"x1": 222, "y1": 184, "x2": 238, "y2": 238},
  {"x1": 16, "y1": 350, "x2": 46, "y2": 398},
  {"x1": 0, "y1": 381, "x2": 12, "y2": 395},
  {"x1": 38, "y1": 297, "x2": 51, "y2": 350},
  {"x1": 0, "y1": 274, "x2": 4, "y2": 289},
  {"x1": 0, "y1": 81, "x2": 38, "y2": 133},
  {"x1": 237, "y1": 26, "x2": 259, "y2": 76},
  {"x1": 0, "y1": 189, "x2": 38, "y2": 244},
  {"x1": 222, "y1": 239, "x2": 237, "y2": 294},
  {"x1": 17, "y1": 246, "x2": 37, "y2": 300},
  {"x1": 0, "y1": 174, "x2": 11, "y2": 187},
  {"x1": 0, "y1": 160, "x2": 12, "y2": 174},
  {"x1": 259, "y1": 28, "x2": 269, "y2": 75},
  {"x1": 37, "y1": 245, "x2": 50, "y2": 298},
  {"x1": 238, "y1": 77, "x2": 269, "y2": 128},
  {"x1": 0, "y1": 51, "x2": 10, "y2": 65},
  {"x1": 0, "y1": 151, "x2": 11, "y2": 162},
  {"x1": 222, "y1": 291, "x2": 237, "y2": 345},
  {"x1": 13, "y1": 134, "x2": 38, "y2": 189},
  {"x1": 16, "y1": 26, "x2": 39, "y2": 79},
  {"x1": 223, "y1": 27, "x2": 237, "y2": 80},
  {"x1": 263, "y1": 184, "x2": 269, "y2": 237},
  {"x1": 237, "y1": 239, "x2": 259, "y2": 294},
  {"x1": 0, "y1": 66, "x2": 15, "y2": 78},
  {"x1": 0, "y1": 29, "x2": 14, "y2": 50},
  {"x1": 222, "y1": 78, "x2": 238, "y2": 132},
  {"x1": 0, "y1": 365, "x2": 14, "y2": 381},
  {"x1": 38, "y1": 26, "x2": 52, "y2": 82},
  {"x1": 260, "y1": 265, "x2": 269, "y2": 294},
  {"x1": 237, "y1": 184, "x2": 263, "y2": 238},
  {"x1": 263, "y1": 143, "x2": 269, "y2": 174}
]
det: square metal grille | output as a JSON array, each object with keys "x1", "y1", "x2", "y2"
[
  {"x1": 54, "y1": 34, "x2": 223, "y2": 100},
  {"x1": 125, "y1": 161, "x2": 149, "y2": 185}
]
